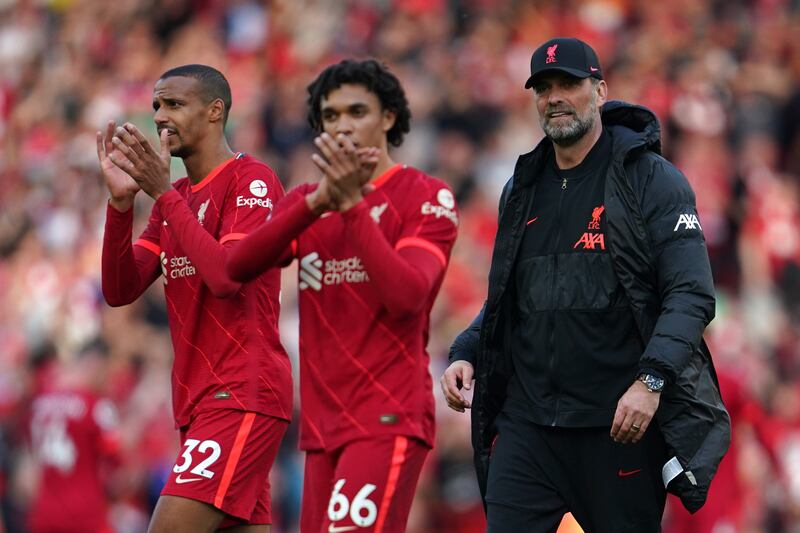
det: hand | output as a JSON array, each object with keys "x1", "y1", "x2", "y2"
[
  {"x1": 440, "y1": 361, "x2": 475, "y2": 413},
  {"x1": 610, "y1": 380, "x2": 661, "y2": 444},
  {"x1": 305, "y1": 177, "x2": 340, "y2": 215},
  {"x1": 109, "y1": 123, "x2": 172, "y2": 201},
  {"x1": 354, "y1": 146, "x2": 381, "y2": 190},
  {"x1": 96, "y1": 120, "x2": 140, "y2": 211},
  {"x1": 310, "y1": 133, "x2": 380, "y2": 212},
  {"x1": 326, "y1": 146, "x2": 382, "y2": 210}
]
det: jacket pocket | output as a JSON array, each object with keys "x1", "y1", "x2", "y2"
[{"x1": 557, "y1": 253, "x2": 628, "y2": 310}]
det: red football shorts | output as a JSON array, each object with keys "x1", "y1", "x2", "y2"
[
  {"x1": 161, "y1": 409, "x2": 288, "y2": 525},
  {"x1": 301, "y1": 435, "x2": 430, "y2": 533}
]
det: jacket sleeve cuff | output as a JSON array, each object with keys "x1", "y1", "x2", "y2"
[{"x1": 637, "y1": 367, "x2": 666, "y2": 382}]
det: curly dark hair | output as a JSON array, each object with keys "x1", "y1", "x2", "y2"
[{"x1": 306, "y1": 59, "x2": 411, "y2": 147}]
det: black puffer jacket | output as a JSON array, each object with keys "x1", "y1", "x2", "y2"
[{"x1": 450, "y1": 101, "x2": 730, "y2": 513}]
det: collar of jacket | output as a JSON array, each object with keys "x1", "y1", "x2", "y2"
[{"x1": 514, "y1": 100, "x2": 662, "y2": 189}]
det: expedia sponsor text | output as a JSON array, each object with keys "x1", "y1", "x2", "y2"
[
  {"x1": 421, "y1": 201, "x2": 458, "y2": 225},
  {"x1": 236, "y1": 196, "x2": 273, "y2": 209}
]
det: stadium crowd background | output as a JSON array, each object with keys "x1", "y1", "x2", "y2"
[{"x1": 1, "y1": 0, "x2": 800, "y2": 531}]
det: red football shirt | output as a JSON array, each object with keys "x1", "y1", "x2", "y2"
[
  {"x1": 106, "y1": 153, "x2": 292, "y2": 427},
  {"x1": 279, "y1": 165, "x2": 458, "y2": 451},
  {"x1": 28, "y1": 389, "x2": 119, "y2": 533}
]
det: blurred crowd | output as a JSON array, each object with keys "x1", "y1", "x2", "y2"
[{"x1": 1, "y1": 0, "x2": 800, "y2": 531}]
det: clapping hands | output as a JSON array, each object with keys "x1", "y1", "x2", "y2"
[
  {"x1": 97, "y1": 121, "x2": 172, "y2": 204},
  {"x1": 305, "y1": 133, "x2": 381, "y2": 215}
]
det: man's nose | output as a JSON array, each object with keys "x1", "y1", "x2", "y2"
[
  {"x1": 547, "y1": 88, "x2": 566, "y2": 106},
  {"x1": 335, "y1": 116, "x2": 353, "y2": 135},
  {"x1": 154, "y1": 108, "x2": 168, "y2": 125}
]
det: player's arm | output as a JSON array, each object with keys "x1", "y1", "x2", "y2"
[
  {"x1": 311, "y1": 133, "x2": 449, "y2": 315},
  {"x1": 341, "y1": 187, "x2": 456, "y2": 317},
  {"x1": 160, "y1": 161, "x2": 302, "y2": 297},
  {"x1": 109, "y1": 124, "x2": 254, "y2": 298},
  {"x1": 155, "y1": 191, "x2": 245, "y2": 298},
  {"x1": 226, "y1": 179, "x2": 343, "y2": 282},
  {"x1": 102, "y1": 204, "x2": 161, "y2": 306},
  {"x1": 110, "y1": 123, "x2": 243, "y2": 298},
  {"x1": 98, "y1": 120, "x2": 160, "y2": 306},
  {"x1": 340, "y1": 201, "x2": 446, "y2": 316},
  {"x1": 226, "y1": 187, "x2": 317, "y2": 282}
]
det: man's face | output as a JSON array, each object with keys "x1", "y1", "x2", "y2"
[
  {"x1": 319, "y1": 83, "x2": 395, "y2": 151},
  {"x1": 531, "y1": 72, "x2": 605, "y2": 146},
  {"x1": 152, "y1": 76, "x2": 215, "y2": 158}
]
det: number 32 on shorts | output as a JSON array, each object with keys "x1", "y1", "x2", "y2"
[
  {"x1": 173, "y1": 438, "x2": 222, "y2": 479},
  {"x1": 328, "y1": 478, "x2": 378, "y2": 528}
]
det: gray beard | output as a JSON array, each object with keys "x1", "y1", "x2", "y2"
[{"x1": 540, "y1": 100, "x2": 597, "y2": 147}]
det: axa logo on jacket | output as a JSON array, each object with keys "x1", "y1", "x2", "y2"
[
  {"x1": 674, "y1": 213, "x2": 702, "y2": 232},
  {"x1": 574, "y1": 205, "x2": 606, "y2": 250}
]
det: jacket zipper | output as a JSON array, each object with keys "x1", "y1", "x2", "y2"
[{"x1": 549, "y1": 177, "x2": 566, "y2": 426}]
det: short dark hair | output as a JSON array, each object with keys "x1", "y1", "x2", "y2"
[
  {"x1": 159, "y1": 64, "x2": 232, "y2": 125},
  {"x1": 306, "y1": 59, "x2": 411, "y2": 147}
]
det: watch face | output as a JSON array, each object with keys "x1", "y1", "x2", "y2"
[{"x1": 640, "y1": 374, "x2": 664, "y2": 392}]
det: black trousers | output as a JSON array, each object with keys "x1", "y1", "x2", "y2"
[{"x1": 485, "y1": 411, "x2": 667, "y2": 533}]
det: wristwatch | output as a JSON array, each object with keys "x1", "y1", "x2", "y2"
[{"x1": 637, "y1": 373, "x2": 665, "y2": 393}]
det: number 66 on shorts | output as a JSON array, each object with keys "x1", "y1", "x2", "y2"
[
  {"x1": 302, "y1": 435, "x2": 430, "y2": 533},
  {"x1": 328, "y1": 479, "x2": 378, "y2": 527}
]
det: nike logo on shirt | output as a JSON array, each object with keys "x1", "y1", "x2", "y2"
[
  {"x1": 526, "y1": 217, "x2": 539, "y2": 225},
  {"x1": 617, "y1": 468, "x2": 642, "y2": 478}
]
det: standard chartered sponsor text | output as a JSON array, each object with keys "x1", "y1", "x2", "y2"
[
  {"x1": 323, "y1": 257, "x2": 369, "y2": 285},
  {"x1": 169, "y1": 256, "x2": 197, "y2": 279},
  {"x1": 299, "y1": 252, "x2": 370, "y2": 291}
]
